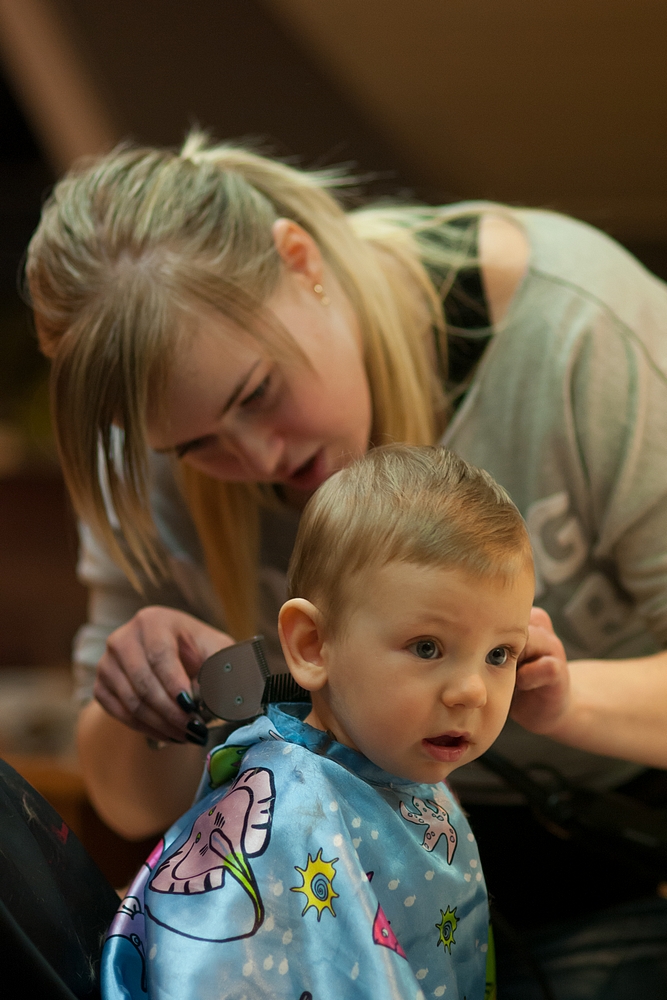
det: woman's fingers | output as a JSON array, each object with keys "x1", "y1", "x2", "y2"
[
  {"x1": 511, "y1": 605, "x2": 570, "y2": 734},
  {"x1": 103, "y1": 615, "x2": 192, "y2": 734},
  {"x1": 95, "y1": 666, "x2": 186, "y2": 742},
  {"x1": 519, "y1": 606, "x2": 564, "y2": 667},
  {"x1": 92, "y1": 681, "x2": 183, "y2": 744},
  {"x1": 96, "y1": 607, "x2": 234, "y2": 741},
  {"x1": 514, "y1": 654, "x2": 564, "y2": 691},
  {"x1": 95, "y1": 656, "x2": 188, "y2": 742}
]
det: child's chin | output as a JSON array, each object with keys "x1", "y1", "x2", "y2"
[{"x1": 399, "y1": 760, "x2": 456, "y2": 785}]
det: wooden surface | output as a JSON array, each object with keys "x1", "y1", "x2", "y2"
[{"x1": 0, "y1": 473, "x2": 87, "y2": 665}]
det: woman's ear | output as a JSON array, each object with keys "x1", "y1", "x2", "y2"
[
  {"x1": 278, "y1": 598, "x2": 328, "y2": 692},
  {"x1": 272, "y1": 218, "x2": 324, "y2": 283}
]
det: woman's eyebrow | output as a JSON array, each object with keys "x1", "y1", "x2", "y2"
[{"x1": 154, "y1": 360, "x2": 262, "y2": 455}]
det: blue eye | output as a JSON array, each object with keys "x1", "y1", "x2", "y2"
[
  {"x1": 410, "y1": 639, "x2": 441, "y2": 660},
  {"x1": 486, "y1": 647, "x2": 509, "y2": 666}
]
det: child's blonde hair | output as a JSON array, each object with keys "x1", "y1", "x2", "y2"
[
  {"x1": 25, "y1": 132, "x2": 480, "y2": 639},
  {"x1": 287, "y1": 445, "x2": 533, "y2": 635}
]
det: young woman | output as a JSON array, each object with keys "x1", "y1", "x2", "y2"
[{"x1": 26, "y1": 132, "x2": 667, "y2": 995}]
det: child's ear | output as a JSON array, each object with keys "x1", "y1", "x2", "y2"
[{"x1": 278, "y1": 598, "x2": 328, "y2": 691}]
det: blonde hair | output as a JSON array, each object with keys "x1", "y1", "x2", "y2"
[
  {"x1": 25, "y1": 132, "x2": 480, "y2": 639},
  {"x1": 288, "y1": 445, "x2": 533, "y2": 636}
]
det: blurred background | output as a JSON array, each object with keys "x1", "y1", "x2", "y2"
[{"x1": 0, "y1": 0, "x2": 666, "y2": 883}]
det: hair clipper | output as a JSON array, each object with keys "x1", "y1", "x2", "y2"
[{"x1": 197, "y1": 635, "x2": 310, "y2": 721}]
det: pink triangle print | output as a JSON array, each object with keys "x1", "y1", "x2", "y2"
[{"x1": 372, "y1": 903, "x2": 407, "y2": 959}]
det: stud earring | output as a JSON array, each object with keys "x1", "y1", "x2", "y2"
[{"x1": 313, "y1": 283, "x2": 331, "y2": 306}]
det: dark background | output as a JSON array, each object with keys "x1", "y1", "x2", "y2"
[{"x1": 0, "y1": 0, "x2": 665, "y2": 880}]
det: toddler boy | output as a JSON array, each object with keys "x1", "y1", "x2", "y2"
[{"x1": 103, "y1": 445, "x2": 535, "y2": 1000}]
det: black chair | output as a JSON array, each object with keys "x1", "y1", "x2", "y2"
[{"x1": 0, "y1": 759, "x2": 120, "y2": 999}]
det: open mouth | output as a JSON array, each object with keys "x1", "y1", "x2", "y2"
[
  {"x1": 425, "y1": 734, "x2": 467, "y2": 748},
  {"x1": 422, "y1": 732, "x2": 470, "y2": 762},
  {"x1": 292, "y1": 453, "x2": 317, "y2": 479},
  {"x1": 286, "y1": 450, "x2": 325, "y2": 491}
]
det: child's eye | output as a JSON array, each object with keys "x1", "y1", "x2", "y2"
[
  {"x1": 486, "y1": 646, "x2": 509, "y2": 666},
  {"x1": 241, "y1": 374, "x2": 271, "y2": 407},
  {"x1": 409, "y1": 639, "x2": 441, "y2": 660}
]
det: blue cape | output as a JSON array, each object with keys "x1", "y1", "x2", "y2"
[{"x1": 102, "y1": 705, "x2": 493, "y2": 999}]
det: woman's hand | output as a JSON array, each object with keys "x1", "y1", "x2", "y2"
[
  {"x1": 94, "y1": 607, "x2": 234, "y2": 743},
  {"x1": 510, "y1": 606, "x2": 571, "y2": 735}
]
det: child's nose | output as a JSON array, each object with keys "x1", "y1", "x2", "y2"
[{"x1": 441, "y1": 670, "x2": 487, "y2": 710}]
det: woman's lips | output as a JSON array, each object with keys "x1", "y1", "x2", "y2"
[
  {"x1": 285, "y1": 449, "x2": 328, "y2": 492},
  {"x1": 422, "y1": 733, "x2": 470, "y2": 763}
]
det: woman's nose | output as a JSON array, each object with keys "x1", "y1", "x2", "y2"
[
  {"x1": 441, "y1": 670, "x2": 487, "y2": 710},
  {"x1": 235, "y1": 427, "x2": 285, "y2": 479}
]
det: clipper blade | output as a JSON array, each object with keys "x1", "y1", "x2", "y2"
[{"x1": 198, "y1": 635, "x2": 270, "y2": 721}]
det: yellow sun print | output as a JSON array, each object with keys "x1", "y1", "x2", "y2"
[
  {"x1": 291, "y1": 849, "x2": 339, "y2": 920},
  {"x1": 435, "y1": 906, "x2": 458, "y2": 952}
]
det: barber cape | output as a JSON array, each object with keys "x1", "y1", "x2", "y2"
[{"x1": 102, "y1": 705, "x2": 493, "y2": 1000}]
